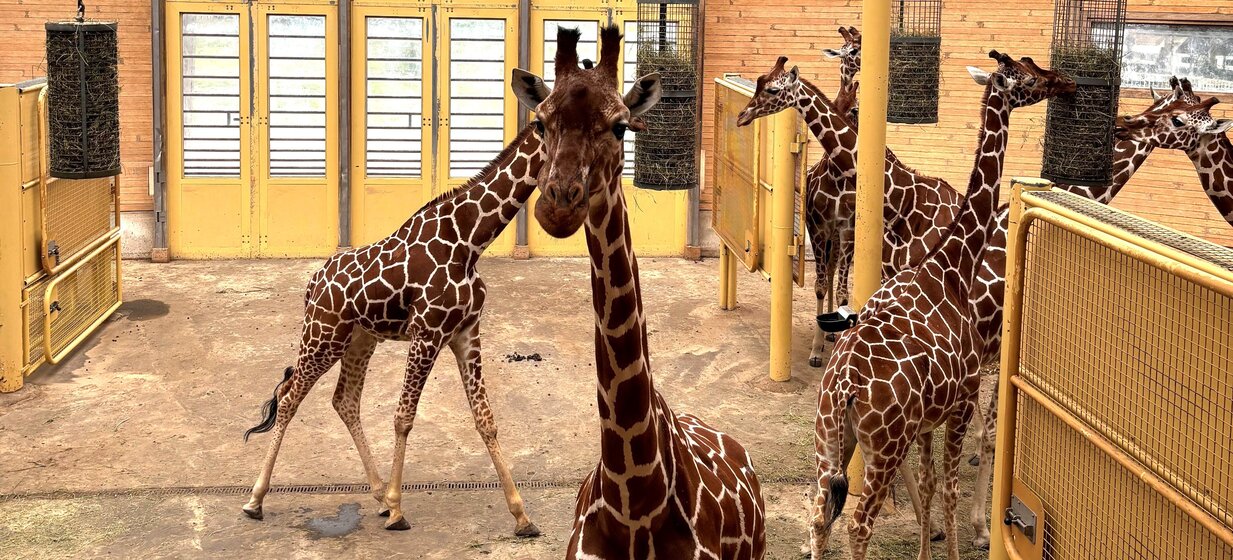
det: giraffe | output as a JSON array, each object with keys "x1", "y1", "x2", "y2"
[
  {"x1": 1115, "y1": 95, "x2": 1233, "y2": 226},
  {"x1": 240, "y1": 120, "x2": 546, "y2": 535},
  {"x1": 735, "y1": 56, "x2": 962, "y2": 371},
  {"x1": 808, "y1": 52, "x2": 1074, "y2": 560},
  {"x1": 823, "y1": 26, "x2": 862, "y2": 120},
  {"x1": 510, "y1": 26, "x2": 766, "y2": 558}
]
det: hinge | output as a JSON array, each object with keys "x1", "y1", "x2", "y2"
[
  {"x1": 790, "y1": 132, "x2": 808, "y2": 154},
  {"x1": 47, "y1": 240, "x2": 61, "y2": 266}
]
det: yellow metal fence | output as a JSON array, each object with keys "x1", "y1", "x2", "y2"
[{"x1": 992, "y1": 187, "x2": 1233, "y2": 560}]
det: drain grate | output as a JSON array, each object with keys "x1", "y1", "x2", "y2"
[{"x1": 0, "y1": 476, "x2": 815, "y2": 503}]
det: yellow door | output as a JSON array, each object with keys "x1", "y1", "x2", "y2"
[
  {"x1": 253, "y1": 3, "x2": 339, "y2": 257},
  {"x1": 436, "y1": 8, "x2": 521, "y2": 256},
  {"x1": 349, "y1": 4, "x2": 434, "y2": 246},
  {"x1": 166, "y1": 3, "x2": 254, "y2": 257}
]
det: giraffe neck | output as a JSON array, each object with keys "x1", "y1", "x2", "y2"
[
  {"x1": 794, "y1": 78, "x2": 856, "y2": 155},
  {"x1": 1187, "y1": 133, "x2": 1233, "y2": 226},
  {"x1": 834, "y1": 78, "x2": 859, "y2": 120},
  {"x1": 400, "y1": 127, "x2": 541, "y2": 253},
  {"x1": 583, "y1": 170, "x2": 670, "y2": 517},
  {"x1": 1056, "y1": 139, "x2": 1154, "y2": 204},
  {"x1": 930, "y1": 82, "x2": 1011, "y2": 297}
]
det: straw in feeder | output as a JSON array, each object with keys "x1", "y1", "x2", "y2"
[
  {"x1": 1041, "y1": 0, "x2": 1127, "y2": 186},
  {"x1": 888, "y1": 0, "x2": 942, "y2": 124},
  {"x1": 44, "y1": 0, "x2": 120, "y2": 179},
  {"x1": 634, "y1": 0, "x2": 700, "y2": 191}
]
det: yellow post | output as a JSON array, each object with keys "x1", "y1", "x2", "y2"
[
  {"x1": 768, "y1": 109, "x2": 797, "y2": 382},
  {"x1": 989, "y1": 178, "x2": 1051, "y2": 560},
  {"x1": 719, "y1": 244, "x2": 732, "y2": 310},
  {"x1": 846, "y1": 0, "x2": 892, "y2": 495},
  {"x1": 0, "y1": 85, "x2": 24, "y2": 393}
]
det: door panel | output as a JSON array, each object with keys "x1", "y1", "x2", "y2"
[
  {"x1": 350, "y1": 7, "x2": 434, "y2": 245},
  {"x1": 255, "y1": 5, "x2": 339, "y2": 257},
  {"x1": 167, "y1": 5, "x2": 253, "y2": 258}
]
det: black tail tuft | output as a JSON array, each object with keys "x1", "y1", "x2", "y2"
[
  {"x1": 828, "y1": 474, "x2": 849, "y2": 523},
  {"x1": 244, "y1": 367, "x2": 293, "y2": 442}
]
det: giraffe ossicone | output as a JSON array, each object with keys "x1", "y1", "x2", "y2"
[{"x1": 516, "y1": 25, "x2": 766, "y2": 559}]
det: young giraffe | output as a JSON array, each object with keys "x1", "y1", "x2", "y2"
[
  {"x1": 1116, "y1": 96, "x2": 1233, "y2": 225},
  {"x1": 511, "y1": 26, "x2": 766, "y2": 558},
  {"x1": 240, "y1": 124, "x2": 546, "y2": 535},
  {"x1": 736, "y1": 56, "x2": 962, "y2": 369},
  {"x1": 808, "y1": 52, "x2": 1074, "y2": 560},
  {"x1": 823, "y1": 26, "x2": 862, "y2": 120}
]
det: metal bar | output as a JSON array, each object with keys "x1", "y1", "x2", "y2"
[
  {"x1": 846, "y1": 0, "x2": 892, "y2": 496},
  {"x1": 514, "y1": 0, "x2": 530, "y2": 253},
  {"x1": 768, "y1": 108, "x2": 795, "y2": 383},
  {"x1": 42, "y1": 234, "x2": 123, "y2": 366}
]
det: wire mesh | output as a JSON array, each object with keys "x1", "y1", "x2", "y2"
[
  {"x1": 1013, "y1": 200, "x2": 1233, "y2": 557},
  {"x1": 888, "y1": 0, "x2": 942, "y2": 124},
  {"x1": 47, "y1": 239, "x2": 120, "y2": 356},
  {"x1": 711, "y1": 80, "x2": 759, "y2": 271},
  {"x1": 44, "y1": 21, "x2": 121, "y2": 179},
  {"x1": 24, "y1": 280, "x2": 48, "y2": 367},
  {"x1": 1041, "y1": 0, "x2": 1127, "y2": 186},
  {"x1": 634, "y1": 0, "x2": 699, "y2": 190},
  {"x1": 42, "y1": 177, "x2": 115, "y2": 269}
]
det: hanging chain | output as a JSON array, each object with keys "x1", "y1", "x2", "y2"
[{"x1": 76, "y1": 0, "x2": 86, "y2": 22}]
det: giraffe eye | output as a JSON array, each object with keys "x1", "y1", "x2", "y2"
[
  {"x1": 1171, "y1": 116, "x2": 1185, "y2": 127},
  {"x1": 613, "y1": 122, "x2": 628, "y2": 140},
  {"x1": 765, "y1": 87, "x2": 781, "y2": 95},
  {"x1": 532, "y1": 119, "x2": 545, "y2": 135}
]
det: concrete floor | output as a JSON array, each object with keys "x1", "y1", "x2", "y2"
[{"x1": 0, "y1": 258, "x2": 991, "y2": 559}]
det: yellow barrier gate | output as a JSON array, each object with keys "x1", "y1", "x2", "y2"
[
  {"x1": 991, "y1": 185, "x2": 1233, "y2": 560},
  {"x1": 712, "y1": 75, "x2": 806, "y2": 381},
  {"x1": 1, "y1": 80, "x2": 123, "y2": 392}
]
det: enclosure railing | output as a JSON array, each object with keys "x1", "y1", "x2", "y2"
[
  {"x1": 711, "y1": 74, "x2": 806, "y2": 382},
  {"x1": 990, "y1": 183, "x2": 1233, "y2": 560},
  {"x1": 0, "y1": 80, "x2": 122, "y2": 393}
]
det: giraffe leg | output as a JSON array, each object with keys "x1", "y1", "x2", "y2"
[
  {"x1": 383, "y1": 334, "x2": 444, "y2": 531},
  {"x1": 969, "y1": 364, "x2": 999, "y2": 466},
  {"x1": 916, "y1": 432, "x2": 936, "y2": 560},
  {"x1": 449, "y1": 319, "x2": 540, "y2": 537},
  {"x1": 331, "y1": 330, "x2": 388, "y2": 514},
  {"x1": 944, "y1": 402, "x2": 977, "y2": 560},
  {"x1": 809, "y1": 235, "x2": 833, "y2": 368},
  {"x1": 846, "y1": 455, "x2": 903, "y2": 560},
  {"x1": 970, "y1": 391, "x2": 997, "y2": 549},
  {"x1": 243, "y1": 338, "x2": 346, "y2": 520}
]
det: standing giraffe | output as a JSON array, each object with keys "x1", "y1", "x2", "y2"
[
  {"x1": 240, "y1": 123, "x2": 546, "y2": 535},
  {"x1": 823, "y1": 26, "x2": 862, "y2": 120},
  {"x1": 736, "y1": 56, "x2": 963, "y2": 368},
  {"x1": 808, "y1": 52, "x2": 1074, "y2": 560},
  {"x1": 1115, "y1": 96, "x2": 1233, "y2": 225},
  {"x1": 510, "y1": 26, "x2": 766, "y2": 558}
]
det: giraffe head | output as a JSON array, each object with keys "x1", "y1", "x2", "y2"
[
  {"x1": 736, "y1": 56, "x2": 803, "y2": 127},
  {"x1": 1115, "y1": 97, "x2": 1231, "y2": 151},
  {"x1": 511, "y1": 26, "x2": 661, "y2": 238},
  {"x1": 1150, "y1": 76, "x2": 1201, "y2": 109},
  {"x1": 965, "y1": 51, "x2": 1076, "y2": 108},
  {"x1": 823, "y1": 26, "x2": 862, "y2": 86}
]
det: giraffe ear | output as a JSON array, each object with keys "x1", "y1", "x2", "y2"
[
  {"x1": 788, "y1": 66, "x2": 800, "y2": 81},
  {"x1": 967, "y1": 66, "x2": 991, "y2": 86},
  {"x1": 1211, "y1": 119, "x2": 1233, "y2": 135},
  {"x1": 823, "y1": 48, "x2": 843, "y2": 59},
  {"x1": 1149, "y1": 84, "x2": 1163, "y2": 103},
  {"x1": 624, "y1": 73, "x2": 662, "y2": 117},
  {"x1": 511, "y1": 68, "x2": 551, "y2": 111}
]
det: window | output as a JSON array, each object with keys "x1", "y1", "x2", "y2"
[
  {"x1": 1120, "y1": 22, "x2": 1233, "y2": 93},
  {"x1": 365, "y1": 17, "x2": 424, "y2": 178},
  {"x1": 449, "y1": 19, "x2": 507, "y2": 178},
  {"x1": 267, "y1": 15, "x2": 327, "y2": 177},
  {"x1": 180, "y1": 13, "x2": 241, "y2": 178}
]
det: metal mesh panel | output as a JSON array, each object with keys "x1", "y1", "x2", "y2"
[
  {"x1": 44, "y1": 21, "x2": 121, "y2": 179},
  {"x1": 24, "y1": 279, "x2": 48, "y2": 367},
  {"x1": 712, "y1": 81, "x2": 758, "y2": 271},
  {"x1": 1013, "y1": 206, "x2": 1233, "y2": 557},
  {"x1": 42, "y1": 177, "x2": 114, "y2": 269},
  {"x1": 888, "y1": 0, "x2": 942, "y2": 124},
  {"x1": 634, "y1": 0, "x2": 698, "y2": 190},
  {"x1": 1042, "y1": 0, "x2": 1127, "y2": 186},
  {"x1": 46, "y1": 239, "x2": 120, "y2": 359}
]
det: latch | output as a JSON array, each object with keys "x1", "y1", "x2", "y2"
[
  {"x1": 49, "y1": 301, "x2": 63, "y2": 315},
  {"x1": 790, "y1": 132, "x2": 808, "y2": 155},
  {"x1": 1004, "y1": 494, "x2": 1038, "y2": 544},
  {"x1": 47, "y1": 240, "x2": 61, "y2": 266}
]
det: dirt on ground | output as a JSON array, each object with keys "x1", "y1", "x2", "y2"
[{"x1": 0, "y1": 258, "x2": 994, "y2": 559}]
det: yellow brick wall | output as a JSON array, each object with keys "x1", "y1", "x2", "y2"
[
  {"x1": 0, "y1": 1, "x2": 152, "y2": 213},
  {"x1": 702, "y1": 0, "x2": 1233, "y2": 246}
]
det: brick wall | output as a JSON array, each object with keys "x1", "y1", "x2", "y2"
[
  {"x1": 702, "y1": 0, "x2": 1233, "y2": 246},
  {"x1": 0, "y1": 0, "x2": 153, "y2": 213}
]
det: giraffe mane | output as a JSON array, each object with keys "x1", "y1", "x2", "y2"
[{"x1": 414, "y1": 124, "x2": 537, "y2": 214}]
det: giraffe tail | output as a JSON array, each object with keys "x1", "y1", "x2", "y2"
[{"x1": 244, "y1": 366, "x2": 294, "y2": 442}]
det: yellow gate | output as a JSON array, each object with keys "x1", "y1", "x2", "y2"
[
  {"x1": 992, "y1": 186, "x2": 1233, "y2": 560},
  {"x1": 166, "y1": 0, "x2": 339, "y2": 258}
]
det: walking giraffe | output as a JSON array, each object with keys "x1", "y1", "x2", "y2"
[
  {"x1": 510, "y1": 26, "x2": 765, "y2": 558},
  {"x1": 736, "y1": 55, "x2": 963, "y2": 368},
  {"x1": 240, "y1": 121, "x2": 546, "y2": 535},
  {"x1": 808, "y1": 52, "x2": 1074, "y2": 560}
]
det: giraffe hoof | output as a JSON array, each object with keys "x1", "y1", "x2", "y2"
[
  {"x1": 384, "y1": 516, "x2": 411, "y2": 531},
  {"x1": 973, "y1": 535, "x2": 991, "y2": 550},
  {"x1": 930, "y1": 529, "x2": 946, "y2": 542},
  {"x1": 968, "y1": 454, "x2": 981, "y2": 467},
  {"x1": 515, "y1": 522, "x2": 542, "y2": 538},
  {"x1": 809, "y1": 357, "x2": 823, "y2": 368},
  {"x1": 242, "y1": 505, "x2": 263, "y2": 520}
]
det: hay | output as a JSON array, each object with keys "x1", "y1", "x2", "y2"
[
  {"x1": 633, "y1": 96, "x2": 698, "y2": 190},
  {"x1": 1042, "y1": 46, "x2": 1121, "y2": 185},
  {"x1": 887, "y1": 37, "x2": 941, "y2": 124},
  {"x1": 637, "y1": 46, "x2": 697, "y2": 92},
  {"x1": 45, "y1": 21, "x2": 121, "y2": 179}
]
